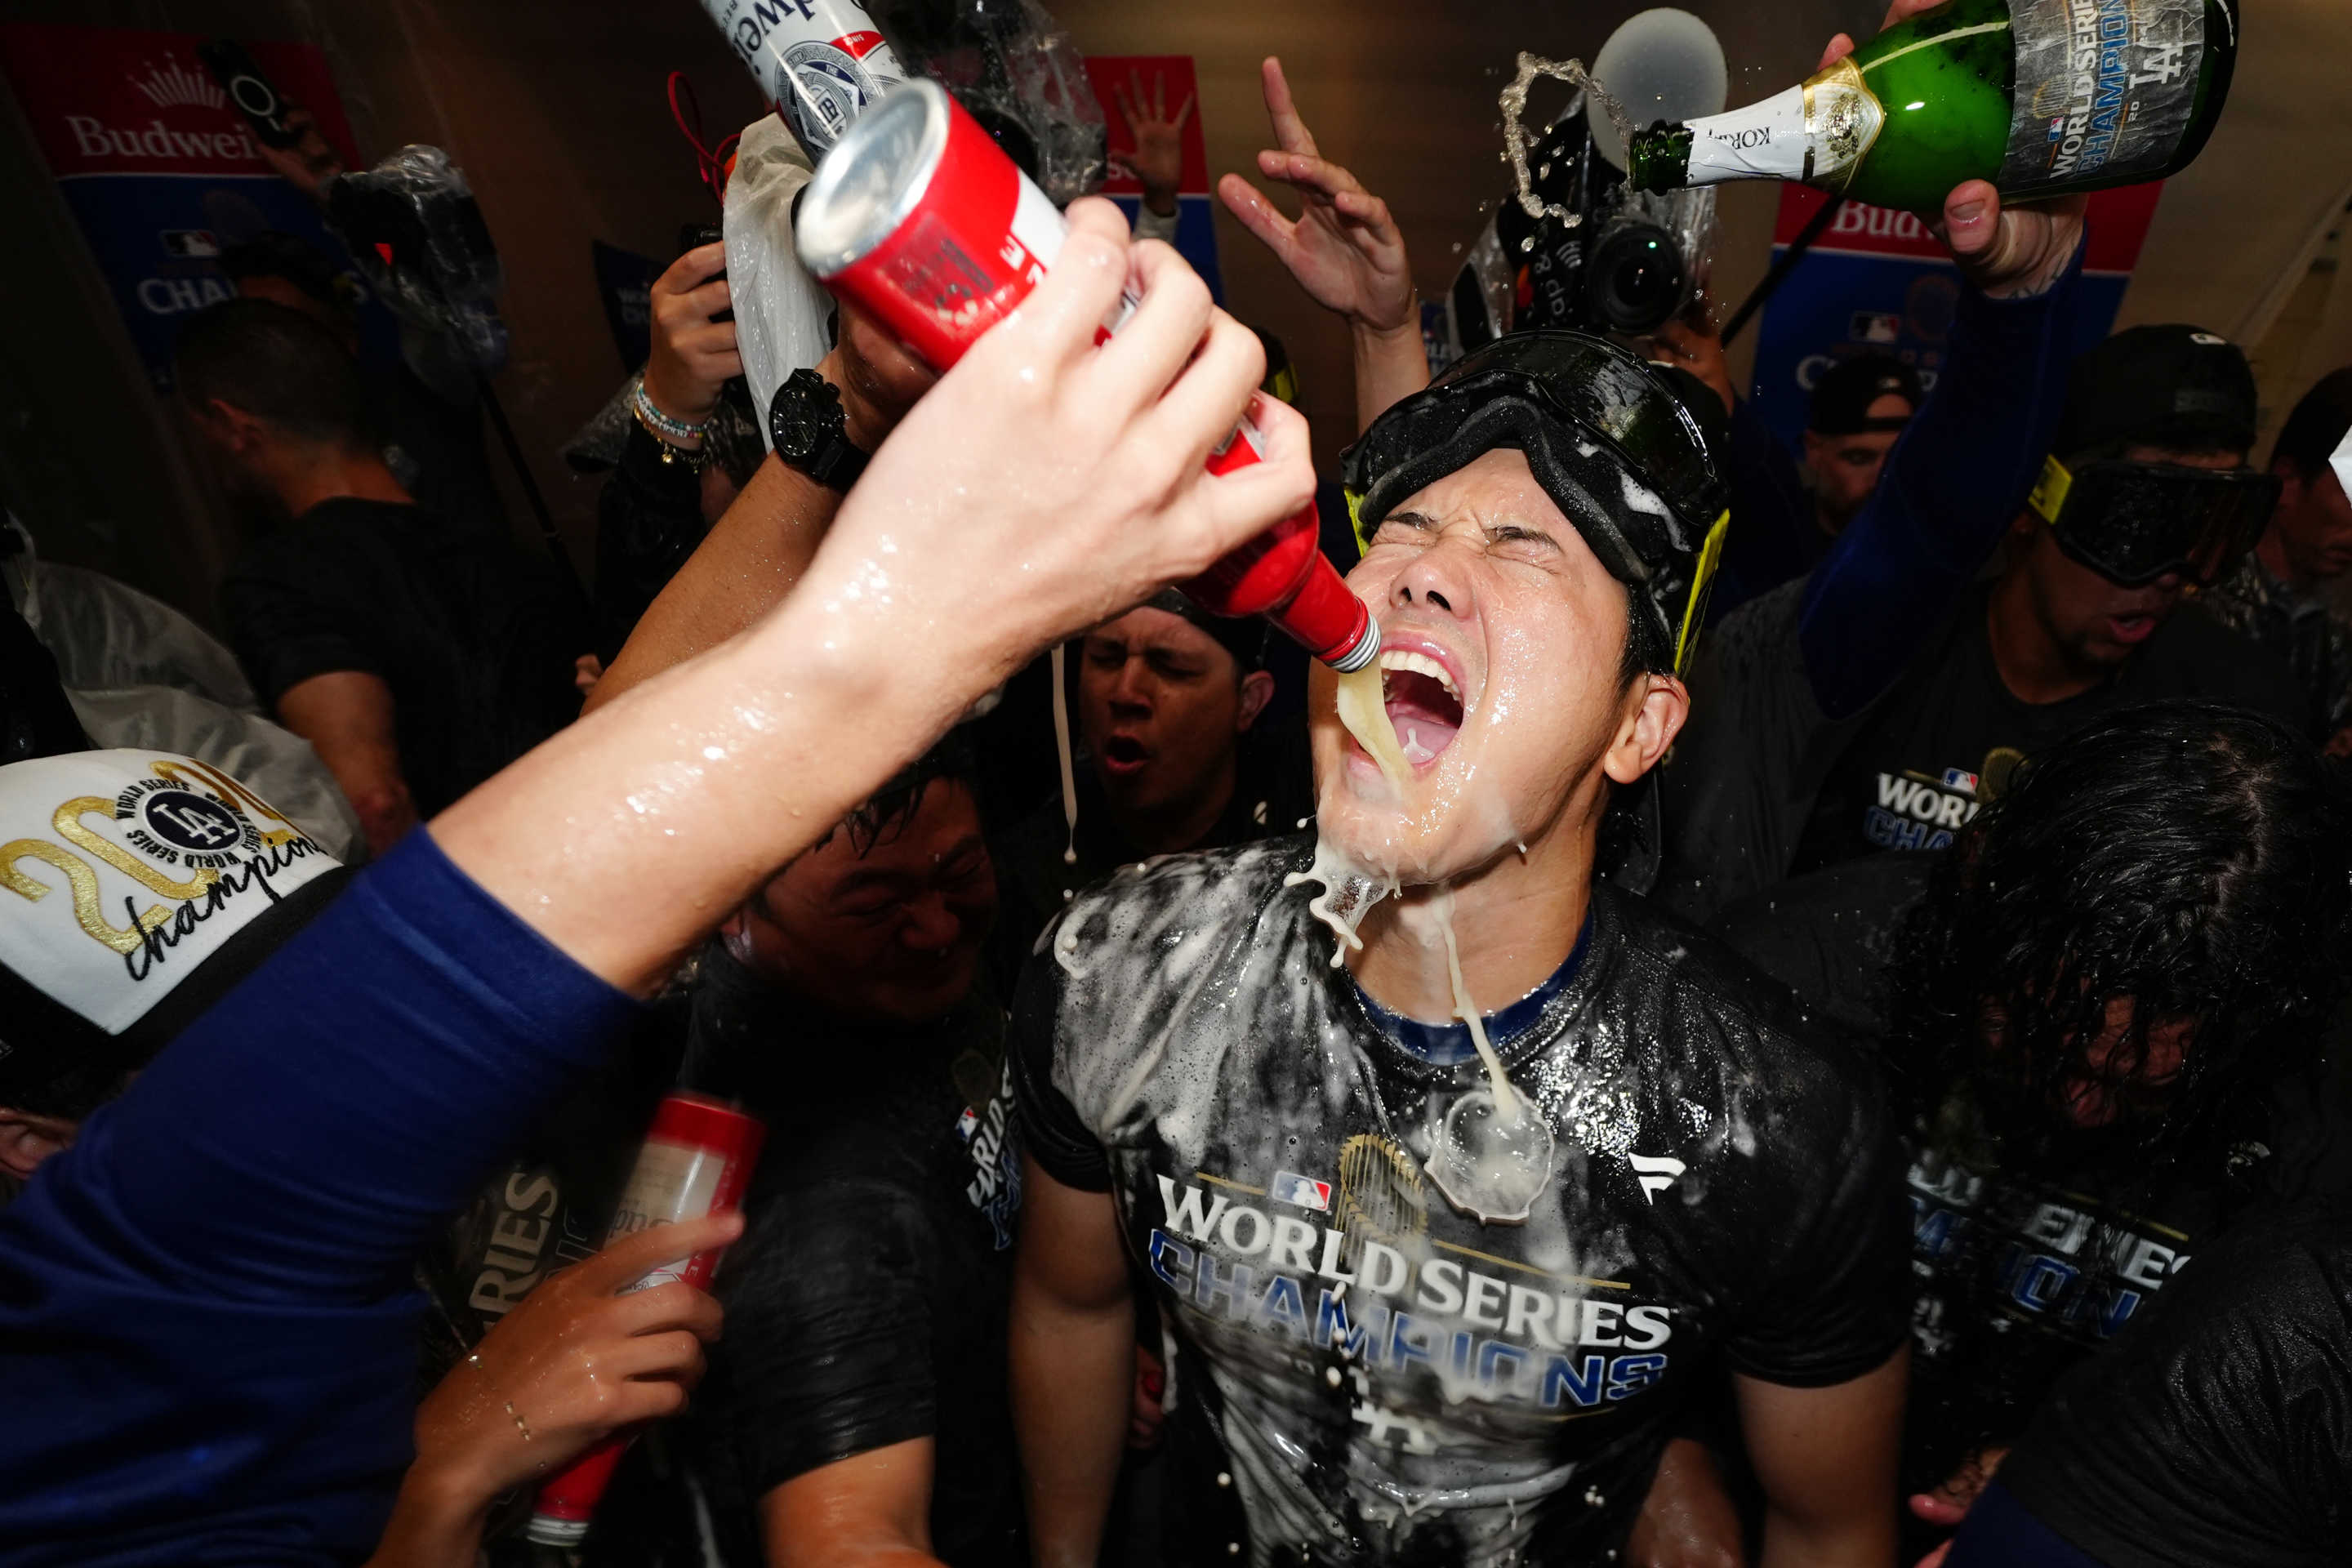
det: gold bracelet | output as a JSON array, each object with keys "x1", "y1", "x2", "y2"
[{"x1": 506, "y1": 1401, "x2": 534, "y2": 1442}]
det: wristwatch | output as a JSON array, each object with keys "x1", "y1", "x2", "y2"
[{"x1": 767, "y1": 368, "x2": 868, "y2": 491}]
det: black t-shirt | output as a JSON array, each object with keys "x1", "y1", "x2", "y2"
[
  {"x1": 1013, "y1": 836, "x2": 1909, "y2": 1566},
  {"x1": 1793, "y1": 585, "x2": 2310, "y2": 873},
  {"x1": 218, "y1": 497, "x2": 584, "y2": 817},
  {"x1": 686, "y1": 953, "x2": 1025, "y2": 1568},
  {"x1": 1895, "y1": 1069, "x2": 2352, "y2": 1489},
  {"x1": 1996, "y1": 1197, "x2": 2352, "y2": 1567}
]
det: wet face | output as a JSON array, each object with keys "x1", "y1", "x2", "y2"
[
  {"x1": 1311, "y1": 448, "x2": 1686, "y2": 884},
  {"x1": 2269, "y1": 460, "x2": 2352, "y2": 584},
  {"x1": 1802, "y1": 392, "x2": 1913, "y2": 530},
  {"x1": 2013, "y1": 445, "x2": 2247, "y2": 671},
  {"x1": 1080, "y1": 608, "x2": 1267, "y2": 827},
  {"x1": 729, "y1": 778, "x2": 996, "y2": 1025},
  {"x1": 2065, "y1": 999, "x2": 2194, "y2": 1127},
  {"x1": 1984, "y1": 996, "x2": 2193, "y2": 1129}
]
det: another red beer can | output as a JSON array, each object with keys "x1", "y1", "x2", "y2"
[
  {"x1": 523, "y1": 1094, "x2": 766, "y2": 1547},
  {"x1": 795, "y1": 78, "x2": 1379, "y2": 673}
]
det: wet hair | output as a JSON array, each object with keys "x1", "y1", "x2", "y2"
[
  {"x1": 172, "y1": 297, "x2": 366, "y2": 447},
  {"x1": 1888, "y1": 702, "x2": 2352, "y2": 1474},
  {"x1": 1618, "y1": 582, "x2": 1673, "y2": 687},
  {"x1": 1891, "y1": 702, "x2": 2352, "y2": 1159},
  {"x1": 811, "y1": 729, "x2": 979, "y2": 860},
  {"x1": 2270, "y1": 367, "x2": 2352, "y2": 479}
]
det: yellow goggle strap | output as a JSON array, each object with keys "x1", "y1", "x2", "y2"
[
  {"x1": 1672, "y1": 509, "x2": 1734, "y2": 679},
  {"x1": 1344, "y1": 487, "x2": 1371, "y2": 559},
  {"x1": 2026, "y1": 453, "x2": 2072, "y2": 523}
]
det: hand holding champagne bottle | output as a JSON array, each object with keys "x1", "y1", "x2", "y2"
[
  {"x1": 1833, "y1": 0, "x2": 2088, "y2": 300},
  {"x1": 1632, "y1": 0, "x2": 2240, "y2": 293}
]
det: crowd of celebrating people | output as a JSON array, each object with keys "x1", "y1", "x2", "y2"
[{"x1": 2, "y1": 3, "x2": 2350, "y2": 1567}]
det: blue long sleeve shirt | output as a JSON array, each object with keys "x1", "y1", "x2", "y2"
[
  {"x1": 1797, "y1": 238, "x2": 2087, "y2": 719},
  {"x1": 0, "y1": 831, "x2": 639, "y2": 1567}
]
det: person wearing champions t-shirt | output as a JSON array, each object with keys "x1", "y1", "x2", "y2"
[
  {"x1": 1878, "y1": 702, "x2": 2352, "y2": 1562},
  {"x1": 1008, "y1": 327, "x2": 1913, "y2": 1567},
  {"x1": 1661, "y1": 296, "x2": 2309, "y2": 924}
]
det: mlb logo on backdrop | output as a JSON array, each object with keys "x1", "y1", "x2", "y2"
[{"x1": 1271, "y1": 1170, "x2": 1331, "y2": 1211}]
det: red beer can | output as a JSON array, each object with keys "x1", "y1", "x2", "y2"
[
  {"x1": 795, "y1": 78, "x2": 1379, "y2": 673},
  {"x1": 523, "y1": 1094, "x2": 766, "y2": 1547}
]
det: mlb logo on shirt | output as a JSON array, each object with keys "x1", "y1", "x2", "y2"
[
  {"x1": 1941, "y1": 767, "x2": 1980, "y2": 794},
  {"x1": 1270, "y1": 1170, "x2": 1331, "y2": 1211},
  {"x1": 956, "y1": 1107, "x2": 979, "y2": 1143}
]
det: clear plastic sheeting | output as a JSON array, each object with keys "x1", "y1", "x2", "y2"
[
  {"x1": 327, "y1": 145, "x2": 509, "y2": 376},
  {"x1": 2, "y1": 518, "x2": 364, "y2": 861},
  {"x1": 723, "y1": 114, "x2": 835, "y2": 453},
  {"x1": 871, "y1": 0, "x2": 1107, "y2": 206}
]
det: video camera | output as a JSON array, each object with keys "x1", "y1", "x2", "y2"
[{"x1": 1461, "y1": 104, "x2": 1715, "y2": 345}]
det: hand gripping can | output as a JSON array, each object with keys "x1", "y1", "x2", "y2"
[
  {"x1": 794, "y1": 78, "x2": 1379, "y2": 673},
  {"x1": 702, "y1": 0, "x2": 906, "y2": 157},
  {"x1": 523, "y1": 1094, "x2": 766, "y2": 1547}
]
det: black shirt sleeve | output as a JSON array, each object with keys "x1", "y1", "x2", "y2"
[
  {"x1": 1007, "y1": 942, "x2": 1111, "y2": 1192},
  {"x1": 218, "y1": 534, "x2": 382, "y2": 703},
  {"x1": 707, "y1": 1173, "x2": 942, "y2": 1496},
  {"x1": 1722, "y1": 1040, "x2": 1913, "y2": 1387}
]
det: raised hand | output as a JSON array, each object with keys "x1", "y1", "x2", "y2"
[
  {"x1": 1216, "y1": 56, "x2": 1415, "y2": 336},
  {"x1": 1111, "y1": 69, "x2": 1195, "y2": 219},
  {"x1": 1820, "y1": 0, "x2": 2086, "y2": 299}
]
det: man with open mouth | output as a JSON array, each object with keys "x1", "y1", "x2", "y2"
[
  {"x1": 1007, "y1": 330, "x2": 1912, "y2": 1567},
  {"x1": 1667, "y1": 323, "x2": 2311, "y2": 924}
]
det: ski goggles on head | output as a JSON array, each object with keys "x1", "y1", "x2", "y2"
[
  {"x1": 2027, "y1": 454, "x2": 2280, "y2": 588},
  {"x1": 1340, "y1": 331, "x2": 1730, "y2": 675}
]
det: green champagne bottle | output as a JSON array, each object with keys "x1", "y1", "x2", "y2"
[{"x1": 1625, "y1": 0, "x2": 2238, "y2": 212}]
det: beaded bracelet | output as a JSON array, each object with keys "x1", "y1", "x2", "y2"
[
  {"x1": 632, "y1": 376, "x2": 707, "y2": 444},
  {"x1": 631, "y1": 381, "x2": 710, "y2": 473}
]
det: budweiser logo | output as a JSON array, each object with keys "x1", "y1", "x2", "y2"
[
  {"x1": 128, "y1": 51, "x2": 224, "y2": 112},
  {"x1": 64, "y1": 114, "x2": 261, "y2": 165}
]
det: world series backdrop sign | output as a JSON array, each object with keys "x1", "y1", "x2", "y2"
[
  {"x1": 1747, "y1": 182, "x2": 2165, "y2": 452},
  {"x1": 1085, "y1": 55, "x2": 1223, "y2": 304},
  {"x1": 0, "y1": 24, "x2": 383, "y2": 389}
]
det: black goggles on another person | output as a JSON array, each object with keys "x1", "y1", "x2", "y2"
[{"x1": 2027, "y1": 454, "x2": 2281, "y2": 588}]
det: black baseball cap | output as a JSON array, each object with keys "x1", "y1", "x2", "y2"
[
  {"x1": 1808, "y1": 354, "x2": 1922, "y2": 435},
  {"x1": 2054, "y1": 324, "x2": 2257, "y2": 461},
  {"x1": 1138, "y1": 589, "x2": 1268, "y2": 672}
]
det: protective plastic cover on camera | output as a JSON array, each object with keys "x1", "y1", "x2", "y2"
[{"x1": 327, "y1": 145, "x2": 509, "y2": 377}]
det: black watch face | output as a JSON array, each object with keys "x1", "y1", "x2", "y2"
[{"x1": 770, "y1": 375, "x2": 840, "y2": 466}]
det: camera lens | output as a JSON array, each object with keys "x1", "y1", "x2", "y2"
[{"x1": 1585, "y1": 221, "x2": 1686, "y2": 335}]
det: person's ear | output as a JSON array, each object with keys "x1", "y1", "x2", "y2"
[
  {"x1": 1236, "y1": 670, "x2": 1276, "y2": 733},
  {"x1": 198, "y1": 398, "x2": 269, "y2": 457},
  {"x1": 0, "y1": 1107, "x2": 76, "y2": 1181},
  {"x1": 1603, "y1": 673, "x2": 1689, "y2": 787}
]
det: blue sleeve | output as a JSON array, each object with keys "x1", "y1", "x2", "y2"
[
  {"x1": 1797, "y1": 238, "x2": 2087, "y2": 719},
  {"x1": 35, "y1": 827, "x2": 640, "y2": 1303}
]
